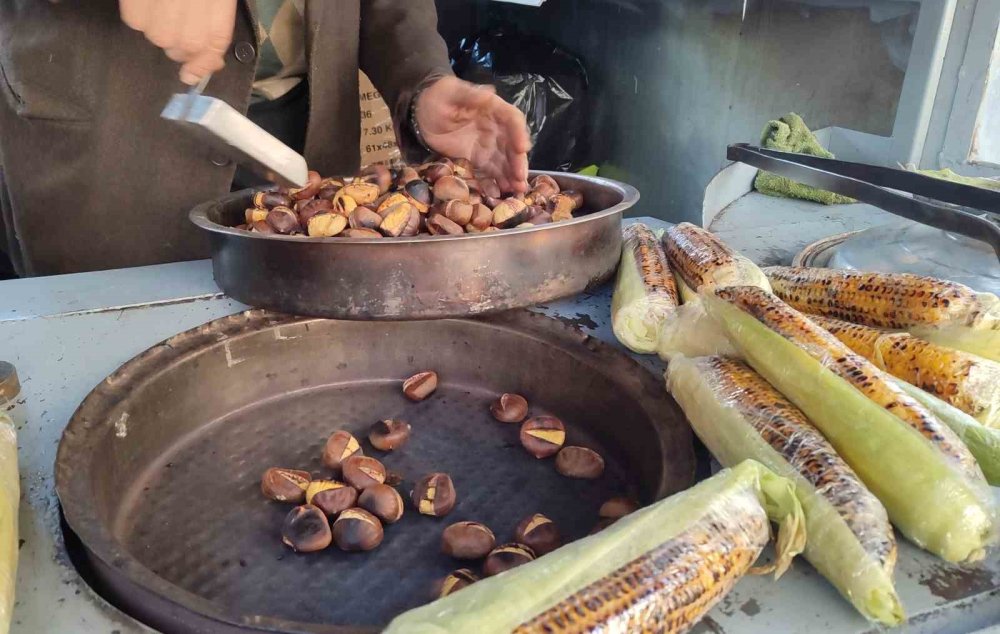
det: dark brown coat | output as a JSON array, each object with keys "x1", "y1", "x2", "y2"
[{"x1": 0, "y1": 0, "x2": 451, "y2": 275}]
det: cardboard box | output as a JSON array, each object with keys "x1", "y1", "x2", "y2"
[{"x1": 359, "y1": 71, "x2": 402, "y2": 168}]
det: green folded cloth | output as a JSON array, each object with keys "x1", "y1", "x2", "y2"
[
  {"x1": 917, "y1": 167, "x2": 1000, "y2": 192},
  {"x1": 754, "y1": 112, "x2": 855, "y2": 205}
]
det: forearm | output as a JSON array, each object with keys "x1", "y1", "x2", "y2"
[{"x1": 358, "y1": 0, "x2": 453, "y2": 160}]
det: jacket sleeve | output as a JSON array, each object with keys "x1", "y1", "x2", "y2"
[{"x1": 359, "y1": 0, "x2": 454, "y2": 162}]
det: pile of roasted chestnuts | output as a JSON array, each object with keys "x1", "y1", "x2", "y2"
[
  {"x1": 233, "y1": 158, "x2": 586, "y2": 238},
  {"x1": 258, "y1": 368, "x2": 640, "y2": 605}
]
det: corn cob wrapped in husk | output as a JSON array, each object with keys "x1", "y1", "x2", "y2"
[
  {"x1": 663, "y1": 223, "x2": 772, "y2": 301},
  {"x1": 703, "y1": 286, "x2": 997, "y2": 563},
  {"x1": 0, "y1": 413, "x2": 16, "y2": 634},
  {"x1": 385, "y1": 460, "x2": 806, "y2": 634},
  {"x1": 812, "y1": 315, "x2": 1000, "y2": 429},
  {"x1": 765, "y1": 266, "x2": 1000, "y2": 363},
  {"x1": 891, "y1": 378, "x2": 1000, "y2": 486},
  {"x1": 655, "y1": 223, "x2": 766, "y2": 360},
  {"x1": 611, "y1": 224, "x2": 679, "y2": 353},
  {"x1": 667, "y1": 356, "x2": 902, "y2": 625}
]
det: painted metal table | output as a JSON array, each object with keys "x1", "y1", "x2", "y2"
[{"x1": 1, "y1": 217, "x2": 997, "y2": 633}]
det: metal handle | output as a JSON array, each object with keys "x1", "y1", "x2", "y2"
[{"x1": 728, "y1": 143, "x2": 1000, "y2": 261}]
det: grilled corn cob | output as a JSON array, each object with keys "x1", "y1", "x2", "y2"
[
  {"x1": 385, "y1": 460, "x2": 806, "y2": 634},
  {"x1": 611, "y1": 224, "x2": 679, "y2": 353},
  {"x1": 703, "y1": 286, "x2": 997, "y2": 563},
  {"x1": 656, "y1": 223, "x2": 766, "y2": 359},
  {"x1": 813, "y1": 315, "x2": 1000, "y2": 429},
  {"x1": 663, "y1": 223, "x2": 772, "y2": 300},
  {"x1": 667, "y1": 356, "x2": 902, "y2": 624},
  {"x1": 765, "y1": 266, "x2": 1000, "y2": 362},
  {"x1": 892, "y1": 378, "x2": 1000, "y2": 486}
]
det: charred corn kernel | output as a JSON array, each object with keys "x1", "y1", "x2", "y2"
[
  {"x1": 766, "y1": 266, "x2": 1000, "y2": 362},
  {"x1": 704, "y1": 286, "x2": 997, "y2": 563},
  {"x1": 663, "y1": 223, "x2": 771, "y2": 301},
  {"x1": 813, "y1": 315, "x2": 1000, "y2": 429},
  {"x1": 385, "y1": 460, "x2": 806, "y2": 634},
  {"x1": 611, "y1": 224, "x2": 679, "y2": 353},
  {"x1": 668, "y1": 356, "x2": 902, "y2": 624}
]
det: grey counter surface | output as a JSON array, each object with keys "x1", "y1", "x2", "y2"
[{"x1": 1, "y1": 216, "x2": 997, "y2": 633}]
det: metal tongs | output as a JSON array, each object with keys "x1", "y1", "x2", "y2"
[
  {"x1": 160, "y1": 74, "x2": 308, "y2": 188},
  {"x1": 727, "y1": 143, "x2": 1000, "y2": 262}
]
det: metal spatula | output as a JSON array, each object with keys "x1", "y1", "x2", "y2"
[{"x1": 161, "y1": 77, "x2": 308, "y2": 188}]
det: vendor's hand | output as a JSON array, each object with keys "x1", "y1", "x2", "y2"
[
  {"x1": 119, "y1": 0, "x2": 237, "y2": 85},
  {"x1": 415, "y1": 77, "x2": 532, "y2": 193}
]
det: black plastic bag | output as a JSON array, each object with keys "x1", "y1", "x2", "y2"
[{"x1": 452, "y1": 27, "x2": 588, "y2": 172}]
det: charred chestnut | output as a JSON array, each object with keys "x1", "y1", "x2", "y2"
[
  {"x1": 412, "y1": 472, "x2": 456, "y2": 517},
  {"x1": 306, "y1": 480, "x2": 358, "y2": 516},
  {"x1": 441, "y1": 521, "x2": 496, "y2": 559},
  {"x1": 322, "y1": 430, "x2": 363, "y2": 472},
  {"x1": 483, "y1": 543, "x2": 535, "y2": 576},
  {"x1": 261, "y1": 467, "x2": 311, "y2": 503},
  {"x1": 368, "y1": 419, "x2": 412, "y2": 452},
  {"x1": 342, "y1": 455, "x2": 387, "y2": 490},
  {"x1": 332, "y1": 507, "x2": 384, "y2": 551},
  {"x1": 281, "y1": 504, "x2": 332, "y2": 552},
  {"x1": 358, "y1": 483, "x2": 405, "y2": 524},
  {"x1": 514, "y1": 513, "x2": 562, "y2": 556},
  {"x1": 555, "y1": 446, "x2": 605, "y2": 479}
]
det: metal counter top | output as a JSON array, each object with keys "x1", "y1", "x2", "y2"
[{"x1": 1, "y1": 217, "x2": 997, "y2": 633}]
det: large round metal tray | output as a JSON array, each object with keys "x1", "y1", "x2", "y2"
[
  {"x1": 189, "y1": 171, "x2": 638, "y2": 320},
  {"x1": 56, "y1": 310, "x2": 695, "y2": 633}
]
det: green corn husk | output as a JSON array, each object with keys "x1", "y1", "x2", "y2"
[
  {"x1": 667, "y1": 356, "x2": 903, "y2": 625},
  {"x1": 703, "y1": 288, "x2": 997, "y2": 564}
]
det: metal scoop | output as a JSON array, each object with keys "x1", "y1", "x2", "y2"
[{"x1": 161, "y1": 75, "x2": 308, "y2": 188}]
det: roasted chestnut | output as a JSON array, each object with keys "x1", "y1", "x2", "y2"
[
  {"x1": 297, "y1": 199, "x2": 333, "y2": 225},
  {"x1": 379, "y1": 203, "x2": 420, "y2": 237},
  {"x1": 441, "y1": 521, "x2": 496, "y2": 559},
  {"x1": 288, "y1": 170, "x2": 322, "y2": 200},
  {"x1": 306, "y1": 480, "x2": 358, "y2": 516},
  {"x1": 384, "y1": 471, "x2": 404, "y2": 487},
  {"x1": 253, "y1": 190, "x2": 293, "y2": 209},
  {"x1": 349, "y1": 207, "x2": 383, "y2": 230},
  {"x1": 358, "y1": 483, "x2": 405, "y2": 524},
  {"x1": 340, "y1": 181, "x2": 381, "y2": 205},
  {"x1": 281, "y1": 504, "x2": 332, "y2": 552},
  {"x1": 245, "y1": 207, "x2": 269, "y2": 224},
  {"x1": 492, "y1": 199, "x2": 528, "y2": 229},
  {"x1": 514, "y1": 513, "x2": 562, "y2": 556},
  {"x1": 412, "y1": 472, "x2": 456, "y2": 517},
  {"x1": 600, "y1": 497, "x2": 639, "y2": 520},
  {"x1": 529, "y1": 174, "x2": 560, "y2": 199},
  {"x1": 322, "y1": 430, "x2": 363, "y2": 472},
  {"x1": 402, "y1": 370, "x2": 438, "y2": 401},
  {"x1": 395, "y1": 166, "x2": 420, "y2": 188},
  {"x1": 441, "y1": 199, "x2": 474, "y2": 226},
  {"x1": 251, "y1": 220, "x2": 275, "y2": 234},
  {"x1": 377, "y1": 192, "x2": 409, "y2": 215},
  {"x1": 426, "y1": 214, "x2": 464, "y2": 236},
  {"x1": 483, "y1": 543, "x2": 535, "y2": 576},
  {"x1": 404, "y1": 179, "x2": 432, "y2": 213},
  {"x1": 490, "y1": 393, "x2": 528, "y2": 423},
  {"x1": 332, "y1": 507, "x2": 384, "y2": 552},
  {"x1": 467, "y1": 204, "x2": 493, "y2": 232},
  {"x1": 420, "y1": 162, "x2": 453, "y2": 184},
  {"x1": 519, "y1": 416, "x2": 566, "y2": 458},
  {"x1": 555, "y1": 446, "x2": 605, "y2": 479},
  {"x1": 360, "y1": 163, "x2": 392, "y2": 194},
  {"x1": 332, "y1": 193, "x2": 358, "y2": 216},
  {"x1": 433, "y1": 175, "x2": 470, "y2": 202},
  {"x1": 368, "y1": 419, "x2": 411, "y2": 451},
  {"x1": 261, "y1": 467, "x2": 311, "y2": 503},
  {"x1": 478, "y1": 177, "x2": 502, "y2": 200},
  {"x1": 342, "y1": 455, "x2": 387, "y2": 490},
  {"x1": 435, "y1": 569, "x2": 479, "y2": 598},
  {"x1": 451, "y1": 157, "x2": 474, "y2": 179},
  {"x1": 306, "y1": 212, "x2": 347, "y2": 237},
  {"x1": 265, "y1": 206, "x2": 301, "y2": 234}
]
